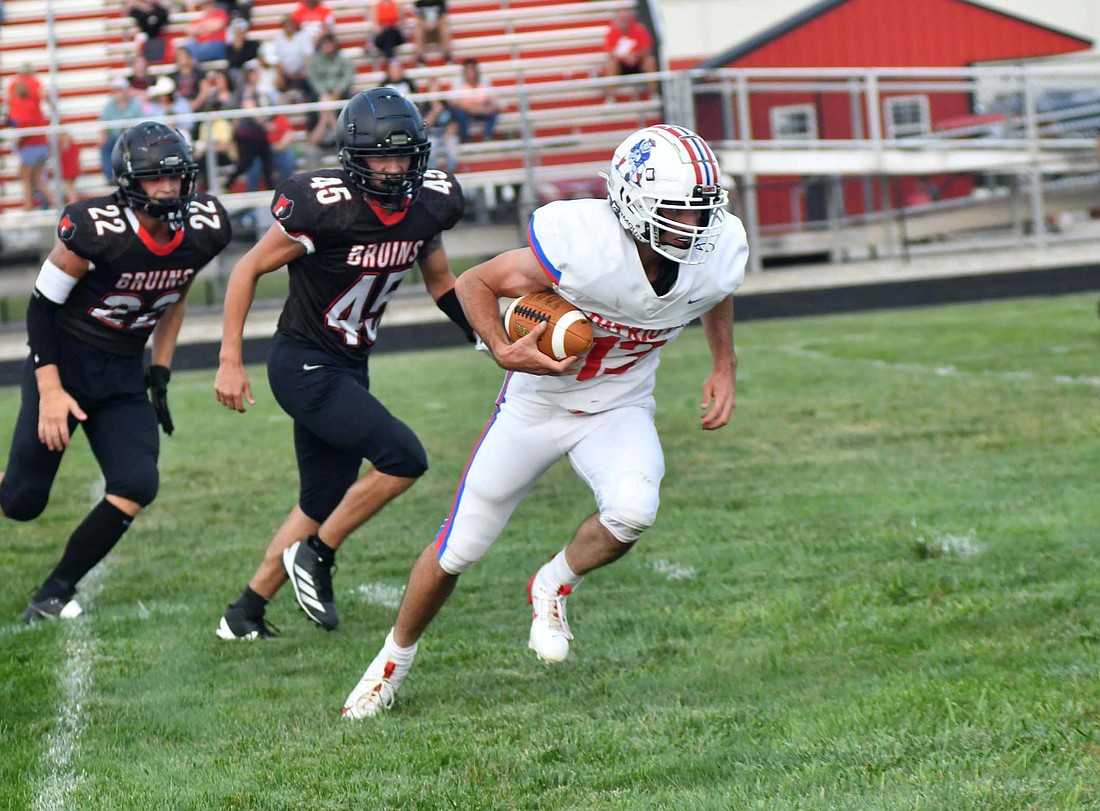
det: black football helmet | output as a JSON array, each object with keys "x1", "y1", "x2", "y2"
[
  {"x1": 111, "y1": 121, "x2": 198, "y2": 230},
  {"x1": 337, "y1": 88, "x2": 431, "y2": 210}
]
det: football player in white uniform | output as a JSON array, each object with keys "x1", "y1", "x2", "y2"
[{"x1": 343, "y1": 124, "x2": 748, "y2": 718}]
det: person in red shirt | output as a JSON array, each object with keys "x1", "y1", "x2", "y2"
[
  {"x1": 603, "y1": 9, "x2": 657, "y2": 100},
  {"x1": 58, "y1": 132, "x2": 82, "y2": 205},
  {"x1": 182, "y1": 0, "x2": 230, "y2": 62},
  {"x1": 291, "y1": 0, "x2": 335, "y2": 46},
  {"x1": 5, "y1": 64, "x2": 44, "y2": 127}
]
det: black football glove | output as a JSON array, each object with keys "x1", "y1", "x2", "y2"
[{"x1": 146, "y1": 364, "x2": 174, "y2": 436}]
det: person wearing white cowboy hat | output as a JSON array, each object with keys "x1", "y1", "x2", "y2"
[{"x1": 144, "y1": 76, "x2": 194, "y2": 139}]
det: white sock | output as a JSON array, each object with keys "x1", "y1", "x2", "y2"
[
  {"x1": 383, "y1": 628, "x2": 418, "y2": 664},
  {"x1": 536, "y1": 549, "x2": 584, "y2": 593}
]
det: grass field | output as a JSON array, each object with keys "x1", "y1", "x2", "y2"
[{"x1": 1, "y1": 292, "x2": 1099, "y2": 809}]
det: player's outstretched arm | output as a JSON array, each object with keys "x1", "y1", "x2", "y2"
[
  {"x1": 454, "y1": 248, "x2": 577, "y2": 375},
  {"x1": 215, "y1": 225, "x2": 306, "y2": 413},
  {"x1": 30, "y1": 241, "x2": 91, "y2": 451},
  {"x1": 699, "y1": 295, "x2": 736, "y2": 431}
]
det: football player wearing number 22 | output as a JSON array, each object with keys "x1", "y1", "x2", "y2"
[
  {"x1": 213, "y1": 88, "x2": 473, "y2": 641},
  {"x1": 343, "y1": 124, "x2": 748, "y2": 718},
  {"x1": 1, "y1": 122, "x2": 232, "y2": 623}
]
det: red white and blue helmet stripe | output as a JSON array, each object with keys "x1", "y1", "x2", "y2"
[{"x1": 653, "y1": 124, "x2": 720, "y2": 187}]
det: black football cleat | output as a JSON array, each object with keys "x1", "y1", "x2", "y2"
[
  {"x1": 216, "y1": 604, "x2": 280, "y2": 640},
  {"x1": 282, "y1": 540, "x2": 339, "y2": 630},
  {"x1": 23, "y1": 595, "x2": 83, "y2": 624}
]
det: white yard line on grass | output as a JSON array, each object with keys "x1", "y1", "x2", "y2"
[
  {"x1": 33, "y1": 477, "x2": 108, "y2": 811},
  {"x1": 652, "y1": 559, "x2": 697, "y2": 581},
  {"x1": 355, "y1": 582, "x2": 405, "y2": 609}
]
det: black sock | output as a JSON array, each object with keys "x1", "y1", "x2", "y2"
[
  {"x1": 233, "y1": 586, "x2": 268, "y2": 619},
  {"x1": 35, "y1": 500, "x2": 133, "y2": 601},
  {"x1": 306, "y1": 534, "x2": 336, "y2": 565}
]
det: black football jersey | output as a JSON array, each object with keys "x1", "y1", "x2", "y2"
[
  {"x1": 271, "y1": 168, "x2": 465, "y2": 362},
  {"x1": 55, "y1": 193, "x2": 232, "y2": 356}
]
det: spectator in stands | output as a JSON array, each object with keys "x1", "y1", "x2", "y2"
[
  {"x1": 125, "y1": 0, "x2": 168, "y2": 39},
  {"x1": 450, "y1": 57, "x2": 498, "y2": 143},
  {"x1": 225, "y1": 16, "x2": 261, "y2": 86},
  {"x1": 603, "y1": 8, "x2": 657, "y2": 100},
  {"x1": 223, "y1": 88, "x2": 275, "y2": 191},
  {"x1": 291, "y1": 0, "x2": 335, "y2": 46},
  {"x1": 221, "y1": 0, "x2": 253, "y2": 23},
  {"x1": 248, "y1": 94, "x2": 299, "y2": 190},
  {"x1": 422, "y1": 76, "x2": 459, "y2": 173},
  {"x1": 306, "y1": 33, "x2": 355, "y2": 145},
  {"x1": 366, "y1": 0, "x2": 408, "y2": 64},
  {"x1": 271, "y1": 15, "x2": 314, "y2": 95},
  {"x1": 412, "y1": 0, "x2": 451, "y2": 64},
  {"x1": 58, "y1": 131, "x2": 81, "y2": 205},
  {"x1": 171, "y1": 46, "x2": 204, "y2": 103},
  {"x1": 5, "y1": 63, "x2": 45, "y2": 129},
  {"x1": 193, "y1": 71, "x2": 238, "y2": 190},
  {"x1": 182, "y1": 0, "x2": 230, "y2": 63},
  {"x1": 125, "y1": 0, "x2": 174, "y2": 63},
  {"x1": 14, "y1": 105, "x2": 54, "y2": 211},
  {"x1": 378, "y1": 59, "x2": 417, "y2": 98},
  {"x1": 144, "y1": 76, "x2": 195, "y2": 137},
  {"x1": 98, "y1": 78, "x2": 143, "y2": 182},
  {"x1": 127, "y1": 54, "x2": 154, "y2": 94}
]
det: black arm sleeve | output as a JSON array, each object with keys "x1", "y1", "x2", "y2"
[
  {"x1": 435, "y1": 287, "x2": 475, "y2": 342},
  {"x1": 26, "y1": 290, "x2": 63, "y2": 368}
]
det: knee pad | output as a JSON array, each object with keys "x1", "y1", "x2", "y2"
[
  {"x1": 0, "y1": 486, "x2": 49, "y2": 521},
  {"x1": 599, "y1": 505, "x2": 657, "y2": 544},
  {"x1": 108, "y1": 466, "x2": 159, "y2": 508},
  {"x1": 437, "y1": 544, "x2": 478, "y2": 575}
]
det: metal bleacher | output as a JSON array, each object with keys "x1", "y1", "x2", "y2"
[{"x1": 0, "y1": 0, "x2": 662, "y2": 230}]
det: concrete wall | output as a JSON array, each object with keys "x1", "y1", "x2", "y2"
[{"x1": 657, "y1": 0, "x2": 1099, "y2": 65}]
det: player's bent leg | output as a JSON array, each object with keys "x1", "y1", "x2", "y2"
[
  {"x1": 343, "y1": 628, "x2": 419, "y2": 719},
  {"x1": 343, "y1": 544, "x2": 458, "y2": 718},
  {"x1": 24, "y1": 495, "x2": 141, "y2": 623},
  {"x1": 217, "y1": 506, "x2": 320, "y2": 640}
]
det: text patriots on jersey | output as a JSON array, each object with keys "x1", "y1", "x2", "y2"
[
  {"x1": 586, "y1": 310, "x2": 674, "y2": 342},
  {"x1": 116, "y1": 268, "x2": 197, "y2": 291},
  {"x1": 345, "y1": 240, "x2": 424, "y2": 268}
]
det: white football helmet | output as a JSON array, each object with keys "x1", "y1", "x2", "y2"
[{"x1": 605, "y1": 124, "x2": 728, "y2": 264}]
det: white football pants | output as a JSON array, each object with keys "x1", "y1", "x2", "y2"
[{"x1": 435, "y1": 387, "x2": 665, "y2": 574}]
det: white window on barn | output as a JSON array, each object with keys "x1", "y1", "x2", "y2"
[
  {"x1": 885, "y1": 95, "x2": 930, "y2": 138},
  {"x1": 770, "y1": 104, "x2": 818, "y2": 140}
]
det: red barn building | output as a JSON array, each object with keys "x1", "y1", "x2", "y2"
[{"x1": 693, "y1": 0, "x2": 1092, "y2": 229}]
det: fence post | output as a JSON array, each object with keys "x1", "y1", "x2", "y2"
[{"x1": 735, "y1": 72, "x2": 762, "y2": 274}]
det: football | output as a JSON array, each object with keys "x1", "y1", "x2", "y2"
[{"x1": 503, "y1": 292, "x2": 595, "y2": 360}]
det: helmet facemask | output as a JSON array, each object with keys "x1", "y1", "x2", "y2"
[
  {"x1": 339, "y1": 137, "x2": 431, "y2": 211},
  {"x1": 118, "y1": 162, "x2": 199, "y2": 230},
  {"x1": 617, "y1": 184, "x2": 728, "y2": 264}
]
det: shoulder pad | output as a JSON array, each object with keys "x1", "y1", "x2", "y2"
[
  {"x1": 419, "y1": 170, "x2": 465, "y2": 230},
  {"x1": 58, "y1": 196, "x2": 127, "y2": 263},
  {"x1": 270, "y1": 170, "x2": 352, "y2": 240}
]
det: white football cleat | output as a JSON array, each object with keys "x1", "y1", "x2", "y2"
[
  {"x1": 342, "y1": 648, "x2": 413, "y2": 719},
  {"x1": 527, "y1": 574, "x2": 573, "y2": 664}
]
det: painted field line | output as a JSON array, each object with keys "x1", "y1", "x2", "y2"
[
  {"x1": 33, "y1": 477, "x2": 108, "y2": 811},
  {"x1": 355, "y1": 582, "x2": 405, "y2": 610}
]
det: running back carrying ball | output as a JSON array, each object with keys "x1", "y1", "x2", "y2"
[{"x1": 504, "y1": 292, "x2": 595, "y2": 360}]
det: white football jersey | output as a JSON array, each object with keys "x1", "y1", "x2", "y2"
[{"x1": 505, "y1": 198, "x2": 748, "y2": 413}]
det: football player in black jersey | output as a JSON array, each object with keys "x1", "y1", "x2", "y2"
[
  {"x1": 213, "y1": 87, "x2": 473, "y2": 640},
  {"x1": 0, "y1": 122, "x2": 232, "y2": 622}
]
